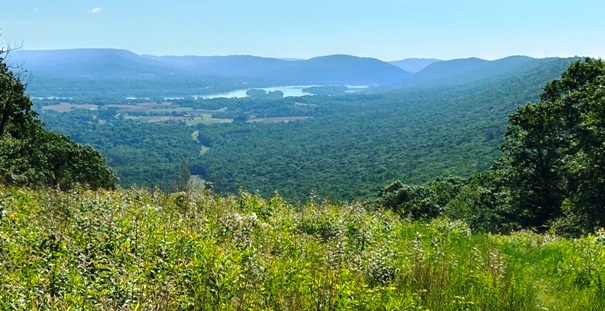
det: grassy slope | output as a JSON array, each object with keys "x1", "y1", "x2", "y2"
[{"x1": 1, "y1": 186, "x2": 605, "y2": 310}]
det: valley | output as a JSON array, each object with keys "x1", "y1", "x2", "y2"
[{"x1": 22, "y1": 49, "x2": 577, "y2": 201}]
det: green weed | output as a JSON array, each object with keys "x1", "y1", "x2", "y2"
[{"x1": 1, "y1": 186, "x2": 604, "y2": 309}]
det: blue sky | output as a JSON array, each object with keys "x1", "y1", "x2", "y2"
[{"x1": 2, "y1": 0, "x2": 604, "y2": 61}]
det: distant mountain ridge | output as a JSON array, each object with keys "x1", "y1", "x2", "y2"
[
  {"x1": 271, "y1": 55, "x2": 409, "y2": 85},
  {"x1": 8, "y1": 49, "x2": 578, "y2": 96},
  {"x1": 411, "y1": 57, "x2": 489, "y2": 83},
  {"x1": 9, "y1": 49, "x2": 411, "y2": 85},
  {"x1": 9, "y1": 49, "x2": 184, "y2": 78},
  {"x1": 378, "y1": 55, "x2": 579, "y2": 92}
]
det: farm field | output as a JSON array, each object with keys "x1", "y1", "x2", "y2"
[
  {"x1": 248, "y1": 116, "x2": 312, "y2": 123},
  {"x1": 42, "y1": 102, "x2": 235, "y2": 125},
  {"x1": 42, "y1": 103, "x2": 99, "y2": 112},
  {"x1": 41, "y1": 101, "x2": 310, "y2": 126}
]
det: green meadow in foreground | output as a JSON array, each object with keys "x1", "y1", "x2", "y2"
[{"x1": 2, "y1": 186, "x2": 605, "y2": 310}]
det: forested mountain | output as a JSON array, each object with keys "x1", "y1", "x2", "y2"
[
  {"x1": 11, "y1": 49, "x2": 575, "y2": 101},
  {"x1": 7, "y1": 49, "x2": 183, "y2": 78},
  {"x1": 9, "y1": 49, "x2": 410, "y2": 86},
  {"x1": 277, "y1": 55, "x2": 411, "y2": 84},
  {"x1": 143, "y1": 54, "x2": 292, "y2": 78},
  {"x1": 148, "y1": 54, "x2": 411, "y2": 84},
  {"x1": 411, "y1": 57, "x2": 489, "y2": 82},
  {"x1": 383, "y1": 56, "x2": 571, "y2": 90}
]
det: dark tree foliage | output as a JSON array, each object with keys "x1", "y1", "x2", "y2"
[
  {"x1": 502, "y1": 102, "x2": 568, "y2": 228},
  {"x1": 501, "y1": 58, "x2": 605, "y2": 234},
  {"x1": 0, "y1": 47, "x2": 116, "y2": 190},
  {"x1": 0, "y1": 54, "x2": 39, "y2": 139},
  {"x1": 442, "y1": 168, "x2": 511, "y2": 233},
  {"x1": 37, "y1": 130, "x2": 117, "y2": 189},
  {"x1": 375, "y1": 177, "x2": 465, "y2": 220}
]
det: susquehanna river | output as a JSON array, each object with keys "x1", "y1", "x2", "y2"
[{"x1": 196, "y1": 85, "x2": 368, "y2": 99}]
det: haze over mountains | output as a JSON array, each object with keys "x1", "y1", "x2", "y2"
[
  {"x1": 389, "y1": 58, "x2": 442, "y2": 72},
  {"x1": 9, "y1": 49, "x2": 410, "y2": 85},
  {"x1": 8, "y1": 48, "x2": 577, "y2": 96}
]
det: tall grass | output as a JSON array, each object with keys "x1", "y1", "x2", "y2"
[{"x1": 1, "y1": 186, "x2": 604, "y2": 310}]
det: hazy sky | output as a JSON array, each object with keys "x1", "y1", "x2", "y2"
[{"x1": 2, "y1": 0, "x2": 604, "y2": 61}]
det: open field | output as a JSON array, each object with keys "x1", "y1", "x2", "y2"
[
  {"x1": 191, "y1": 130, "x2": 200, "y2": 141},
  {"x1": 2, "y1": 186, "x2": 605, "y2": 310},
  {"x1": 185, "y1": 116, "x2": 233, "y2": 125},
  {"x1": 248, "y1": 116, "x2": 312, "y2": 123},
  {"x1": 42, "y1": 103, "x2": 98, "y2": 112},
  {"x1": 42, "y1": 102, "x2": 236, "y2": 125},
  {"x1": 42, "y1": 102, "x2": 223, "y2": 115},
  {"x1": 191, "y1": 131, "x2": 211, "y2": 155},
  {"x1": 123, "y1": 115, "x2": 230, "y2": 125}
]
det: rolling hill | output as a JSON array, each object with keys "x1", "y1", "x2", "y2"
[
  {"x1": 7, "y1": 49, "x2": 183, "y2": 78},
  {"x1": 377, "y1": 55, "x2": 580, "y2": 91},
  {"x1": 408, "y1": 57, "x2": 490, "y2": 84},
  {"x1": 143, "y1": 54, "x2": 291, "y2": 78},
  {"x1": 9, "y1": 49, "x2": 411, "y2": 85},
  {"x1": 9, "y1": 49, "x2": 575, "y2": 99},
  {"x1": 271, "y1": 54, "x2": 412, "y2": 85}
]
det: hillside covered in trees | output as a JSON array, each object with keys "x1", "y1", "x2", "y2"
[{"x1": 375, "y1": 58, "x2": 605, "y2": 236}]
